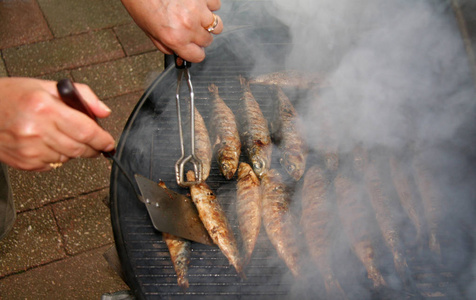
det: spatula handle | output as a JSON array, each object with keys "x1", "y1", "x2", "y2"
[{"x1": 56, "y1": 78, "x2": 116, "y2": 157}]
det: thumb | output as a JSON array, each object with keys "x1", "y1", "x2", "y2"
[{"x1": 72, "y1": 83, "x2": 112, "y2": 118}]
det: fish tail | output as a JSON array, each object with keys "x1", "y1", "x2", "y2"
[{"x1": 208, "y1": 83, "x2": 219, "y2": 94}]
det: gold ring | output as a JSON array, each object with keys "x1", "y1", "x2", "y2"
[
  {"x1": 49, "y1": 162, "x2": 63, "y2": 169},
  {"x1": 205, "y1": 13, "x2": 219, "y2": 33}
]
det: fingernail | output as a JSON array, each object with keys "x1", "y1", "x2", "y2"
[
  {"x1": 105, "y1": 143, "x2": 115, "y2": 152},
  {"x1": 99, "y1": 100, "x2": 112, "y2": 113}
]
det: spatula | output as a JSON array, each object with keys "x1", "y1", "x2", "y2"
[{"x1": 56, "y1": 78, "x2": 213, "y2": 245}]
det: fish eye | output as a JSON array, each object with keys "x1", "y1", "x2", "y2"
[{"x1": 287, "y1": 164, "x2": 296, "y2": 172}]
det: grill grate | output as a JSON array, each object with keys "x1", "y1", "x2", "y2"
[{"x1": 110, "y1": 5, "x2": 470, "y2": 299}]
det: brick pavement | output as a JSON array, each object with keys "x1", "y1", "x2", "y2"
[{"x1": 0, "y1": 0, "x2": 164, "y2": 298}]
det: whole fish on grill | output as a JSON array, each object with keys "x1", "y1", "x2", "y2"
[
  {"x1": 334, "y1": 172, "x2": 387, "y2": 289},
  {"x1": 270, "y1": 86, "x2": 307, "y2": 181},
  {"x1": 301, "y1": 165, "x2": 347, "y2": 300},
  {"x1": 389, "y1": 153, "x2": 426, "y2": 250},
  {"x1": 308, "y1": 87, "x2": 339, "y2": 173},
  {"x1": 238, "y1": 75, "x2": 272, "y2": 178},
  {"x1": 162, "y1": 232, "x2": 192, "y2": 289},
  {"x1": 412, "y1": 150, "x2": 443, "y2": 260},
  {"x1": 194, "y1": 107, "x2": 212, "y2": 181},
  {"x1": 261, "y1": 169, "x2": 302, "y2": 277},
  {"x1": 187, "y1": 171, "x2": 244, "y2": 277},
  {"x1": 364, "y1": 158, "x2": 417, "y2": 293},
  {"x1": 249, "y1": 69, "x2": 326, "y2": 89},
  {"x1": 208, "y1": 83, "x2": 241, "y2": 179},
  {"x1": 236, "y1": 162, "x2": 261, "y2": 266},
  {"x1": 158, "y1": 181, "x2": 191, "y2": 289}
]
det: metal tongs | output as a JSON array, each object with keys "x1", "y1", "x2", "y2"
[{"x1": 174, "y1": 55, "x2": 202, "y2": 187}]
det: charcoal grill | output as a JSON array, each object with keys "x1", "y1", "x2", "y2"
[{"x1": 110, "y1": 1, "x2": 474, "y2": 299}]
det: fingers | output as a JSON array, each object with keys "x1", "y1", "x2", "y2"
[
  {"x1": 202, "y1": 13, "x2": 223, "y2": 35},
  {"x1": 71, "y1": 82, "x2": 112, "y2": 118},
  {"x1": 207, "y1": 0, "x2": 221, "y2": 11}
]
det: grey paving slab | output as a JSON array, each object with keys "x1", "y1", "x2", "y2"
[
  {"x1": 0, "y1": 207, "x2": 66, "y2": 277},
  {"x1": 9, "y1": 157, "x2": 111, "y2": 212},
  {"x1": 72, "y1": 51, "x2": 164, "y2": 99},
  {"x1": 102, "y1": 92, "x2": 143, "y2": 140},
  {"x1": 0, "y1": 245, "x2": 129, "y2": 299},
  {"x1": 0, "y1": 0, "x2": 52, "y2": 49},
  {"x1": 114, "y1": 23, "x2": 156, "y2": 56},
  {"x1": 52, "y1": 189, "x2": 114, "y2": 255},
  {"x1": 3, "y1": 30, "x2": 124, "y2": 77},
  {"x1": 38, "y1": 0, "x2": 132, "y2": 38}
]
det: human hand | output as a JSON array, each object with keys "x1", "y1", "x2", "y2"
[
  {"x1": 121, "y1": 0, "x2": 223, "y2": 63},
  {"x1": 0, "y1": 77, "x2": 115, "y2": 171}
]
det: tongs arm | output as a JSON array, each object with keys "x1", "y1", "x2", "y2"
[{"x1": 174, "y1": 55, "x2": 203, "y2": 187}]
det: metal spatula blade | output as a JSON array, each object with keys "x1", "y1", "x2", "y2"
[{"x1": 134, "y1": 174, "x2": 213, "y2": 245}]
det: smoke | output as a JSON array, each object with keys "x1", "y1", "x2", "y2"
[{"x1": 260, "y1": 0, "x2": 476, "y2": 298}]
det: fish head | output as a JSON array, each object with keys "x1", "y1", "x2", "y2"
[
  {"x1": 251, "y1": 155, "x2": 268, "y2": 179},
  {"x1": 279, "y1": 152, "x2": 305, "y2": 181},
  {"x1": 219, "y1": 161, "x2": 235, "y2": 180}
]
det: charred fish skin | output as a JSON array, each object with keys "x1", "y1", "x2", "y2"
[
  {"x1": 249, "y1": 69, "x2": 325, "y2": 90},
  {"x1": 194, "y1": 107, "x2": 212, "y2": 181},
  {"x1": 308, "y1": 87, "x2": 339, "y2": 173},
  {"x1": 334, "y1": 173, "x2": 387, "y2": 289},
  {"x1": 389, "y1": 153, "x2": 426, "y2": 250},
  {"x1": 209, "y1": 84, "x2": 241, "y2": 180},
  {"x1": 261, "y1": 169, "x2": 302, "y2": 278},
  {"x1": 238, "y1": 75, "x2": 272, "y2": 179},
  {"x1": 412, "y1": 151, "x2": 443, "y2": 261},
  {"x1": 236, "y1": 162, "x2": 261, "y2": 267},
  {"x1": 271, "y1": 86, "x2": 308, "y2": 181},
  {"x1": 364, "y1": 159, "x2": 415, "y2": 290},
  {"x1": 186, "y1": 171, "x2": 244, "y2": 277},
  {"x1": 301, "y1": 165, "x2": 347, "y2": 300},
  {"x1": 158, "y1": 181, "x2": 192, "y2": 289},
  {"x1": 163, "y1": 232, "x2": 192, "y2": 290}
]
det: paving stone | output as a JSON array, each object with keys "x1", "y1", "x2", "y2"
[
  {"x1": 71, "y1": 51, "x2": 164, "y2": 99},
  {"x1": 3, "y1": 30, "x2": 124, "y2": 77},
  {"x1": 0, "y1": 245, "x2": 129, "y2": 299},
  {"x1": 52, "y1": 189, "x2": 114, "y2": 255},
  {"x1": 36, "y1": 70, "x2": 73, "y2": 82},
  {"x1": 114, "y1": 23, "x2": 156, "y2": 56},
  {"x1": 0, "y1": 207, "x2": 65, "y2": 277},
  {"x1": 0, "y1": 56, "x2": 6, "y2": 77},
  {"x1": 102, "y1": 92, "x2": 143, "y2": 140},
  {"x1": 0, "y1": 0, "x2": 52, "y2": 49},
  {"x1": 38, "y1": 0, "x2": 132, "y2": 38},
  {"x1": 9, "y1": 157, "x2": 111, "y2": 212}
]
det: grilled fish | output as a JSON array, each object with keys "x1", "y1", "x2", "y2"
[
  {"x1": 162, "y1": 232, "x2": 192, "y2": 289},
  {"x1": 334, "y1": 173, "x2": 387, "y2": 288},
  {"x1": 389, "y1": 153, "x2": 426, "y2": 249},
  {"x1": 236, "y1": 162, "x2": 261, "y2": 266},
  {"x1": 301, "y1": 165, "x2": 347, "y2": 300},
  {"x1": 187, "y1": 171, "x2": 244, "y2": 277},
  {"x1": 209, "y1": 84, "x2": 241, "y2": 179},
  {"x1": 308, "y1": 87, "x2": 339, "y2": 173},
  {"x1": 271, "y1": 86, "x2": 307, "y2": 181},
  {"x1": 249, "y1": 69, "x2": 325, "y2": 89},
  {"x1": 194, "y1": 107, "x2": 212, "y2": 181},
  {"x1": 238, "y1": 75, "x2": 272, "y2": 178},
  {"x1": 159, "y1": 181, "x2": 191, "y2": 289},
  {"x1": 412, "y1": 151, "x2": 443, "y2": 260},
  {"x1": 364, "y1": 159, "x2": 414, "y2": 288},
  {"x1": 261, "y1": 169, "x2": 302, "y2": 277}
]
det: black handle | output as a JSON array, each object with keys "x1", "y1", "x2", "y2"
[
  {"x1": 174, "y1": 54, "x2": 192, "y2": 69},
  {"x1": 56, "y1": 78, "x2": 116, "y2": 157}
]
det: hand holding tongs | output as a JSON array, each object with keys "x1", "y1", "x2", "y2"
[{"x1": 174, "y1": 55, "x2": 202, "y2": 187}]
